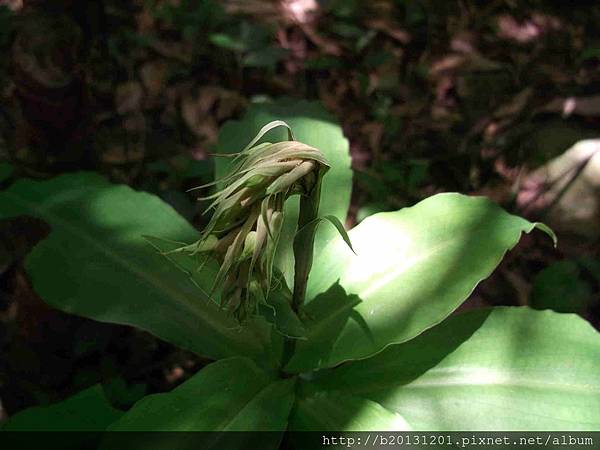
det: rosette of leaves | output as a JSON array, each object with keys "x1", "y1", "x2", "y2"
[
  {"x1": 169, "y1": 121, "x2": 331, "y2": 321},
  {"x1": 2, "y1": 101, "x2": 599, "y2": 445}
]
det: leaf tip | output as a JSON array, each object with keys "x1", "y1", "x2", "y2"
[{"x1": 534, "y1": 222, "x2": 557, "y2": 248}]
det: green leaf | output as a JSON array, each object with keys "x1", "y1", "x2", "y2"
[
  {"x1": 262, "y1": 283, "x2": 307, "y2": 339},
  {"x1": 580, "y1": 45, "x2": 600, "y2": 62},
  {"x1": 209, "y1": 33, "x2": 246, "y2": 52},
  {"x1": 305, "y1": 56, "x2": 344, "y2": 70},
  {"x1": 286, "y1": 193, "x2": 555, "y2": 372},
  {"x1": 320, "y1": 215, "x2": 355, "y2": 254},
  {"x1": 104, "y1": 358, "x2": 295, "y2": 448},
  {"x1": 0, "y1": 162, "x2": 12, "y2": 182},
  {"x1": 356, "y1": 202, "x2": 388, "y2": 223},
  {"x1": 309, "y1": 307, "x2": 600, "y2": 430},
  {"x1": 294, "y1": 214, "x2": 354, "y2": 255},
  {"x1": 531, "y1": 260, "x2": 592, "y2": 313},
  {"x1": 1, "y1": 385, "x2": 122, "y2": 431},
  {"x1": 0, "y1": 173, "x2": 276, "y2": 366},
  {"x1": 291, "y1": 388, "x2": 410, "y2": 431},
  {"x1": 214, "y1": 99, "x2": 353, "y2": 288}
]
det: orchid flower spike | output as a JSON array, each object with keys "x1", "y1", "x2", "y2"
[{"x1": 172, "y1": 121, "x2": 330, "y2": 321}]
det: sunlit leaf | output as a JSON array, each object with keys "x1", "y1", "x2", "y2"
[
  {"x1": 309, "y1": 307, "x2": 600, "y2": 430},
  {"x1": 286, "y1": 193, "x2": 555, "y2": 372}
]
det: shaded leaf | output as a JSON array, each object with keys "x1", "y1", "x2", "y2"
[
  {"x1": 291, "y1": 389, "x2": 410, "y2": 432},
  {"x1": 1, "y1": 385, "x2": 122, "y2": 431},
  {"x1": 262, "y1": 284, "x2": 307, "y2": 339},
  {"x1": 531, "y1": 261, "x2": 592, "y2": 313},
  {"x1": 0, "y1": 174, "x2": 277, "y2": 366},
  {"x1": 104, "y1": 357, "x2": 295, "y2": 449},
  {"x1": 102, "y1": 377, "x2": 147, "y2": 410},
  {"x1": 0, "y1": 162, "x2": 12, "y2": 182}
]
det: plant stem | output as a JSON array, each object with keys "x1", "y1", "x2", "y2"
[
  {"x1": 281, "y1": 176, "x2": 321, "y2": 369},
  {"x1": 291, "y1": 180, "x2": 321, "y2": 312}
]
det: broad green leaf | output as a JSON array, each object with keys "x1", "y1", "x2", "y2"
[
  {"x1": 291, "y1": 388, "x2": 410, "y2": 431},
  {"x1": 286, "y1": 193, "x2": 555, "y2": 372},
  {"x1": 310, "y1": 307, "x2": 600, "y2": 430},
  {"x1": 0, "y1": 173, "x2": 276, "y2": 366},
  {"x1": 104, "y1": 358, "x2": 295, "y2": 449},
  {"x1": 1, "y1": 385, "x2": 122, "y2": 431},
  {"x1": 215, "y1": 99, "x2": 352, "y2": 288}
]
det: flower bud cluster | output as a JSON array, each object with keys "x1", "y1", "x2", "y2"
[{"x1": 177, "y1": 122, "x2": 329, "y2": 320}]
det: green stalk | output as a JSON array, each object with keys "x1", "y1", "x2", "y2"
[
  {"x1": 291, "y1": 181, "x2": 321, "y2": 311},
  {"x1": 281, "y1": 174, "x2": 321, "y2": 369}
]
